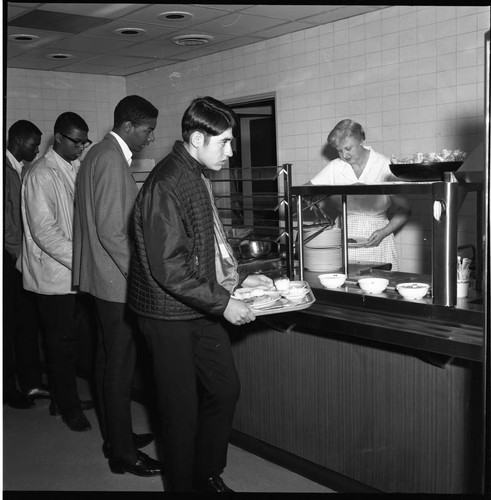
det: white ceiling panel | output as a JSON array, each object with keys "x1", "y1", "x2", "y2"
[
  {"x1": 6, "y1": 45, "x2": 31, "y2": 60},
  {"x1": 51, "y1": 60, "x2": 120, "y2": 75},
  {"x1": 118, "y1": 30, "x2": 253, "y2": 59},
  {"x1": 5, "y1": 3, "x2": 390, "y2": 76},
  {"x1": 81, "y1": 53, "x2": 157, "y2": 68},
  {"x1": 7, "y1": 26, "x2": 72, "y2": 47},
  {"x1": 300, "y1": 5, "x2": 388, "y2": 25},
  {"x1": 77, "y1": 19, "x2": 178, "y2": 40},
  {"x1": 7, "y1": 55, "x2": 80, "y2": 71},
  {"x1": 251, "y1": 21, "x2": 319, "y2": 40},
  {"x1": 7, "y1": 3, "x2": 42, "y2": 8},
  {"x1": 241, "y1": 4, "x2": 339, "y2": 21},
  {"x1": 190, "y1": 12, "x2": 289, "y2": 37},
  {"x1": 9, "y1": 47, "x2": 102, "y2": 61},
  {"x1": 119, "y1": 3, "x2": 236, "y2": 28},
  {"x1": 190, "y1": 4, "x2": 255, "y2": 13},
  {"x1": 106, "y1": 58, "x2": 178, "y2": 76},
  {"x1": 47, "y1": 35, "x2": 139, "y2": 54},
  {"x1": 7, "y1": 5, "x2": 31, "y2": 20},
  {"x1": 37, "y1": 3, "x2": 149, "y2": 18}
]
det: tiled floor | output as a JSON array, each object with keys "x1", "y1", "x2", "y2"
[{"x1": 2, "y1": 378, "x2": 334, "y2": 493}]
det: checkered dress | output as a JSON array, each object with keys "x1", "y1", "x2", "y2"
[{"x1": 336, "y1": 212, "x2": 399, "y2": 271}]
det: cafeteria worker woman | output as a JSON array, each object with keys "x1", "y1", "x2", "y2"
[{"x1": 309, "y1": 119, "x2": 411, "y2": 271}]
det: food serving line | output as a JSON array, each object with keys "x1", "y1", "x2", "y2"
[
  {"x1": 229, "y1": 161, "x2": 484, "y2": 361},
  {"x1": 225, "y1": 164, "x2": 485, "y2": 494}
]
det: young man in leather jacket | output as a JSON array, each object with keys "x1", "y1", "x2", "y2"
[{"x1": 129, "y1": 96, "x2": 272, "y2": 492}]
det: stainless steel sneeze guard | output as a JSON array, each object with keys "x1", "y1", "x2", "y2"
[{"x1": 290, "y1": 178, "x2": 483, "y2": 307}]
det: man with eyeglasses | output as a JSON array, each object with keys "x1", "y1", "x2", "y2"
[{"x1": 20, "y1": 112, "x2": 94, "y2": 432}]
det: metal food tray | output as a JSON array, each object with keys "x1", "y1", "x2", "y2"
[
  {"x1": 250, "y1": 281, "x2": 316, "y2": 316},
  {"x1": 389, "y1": 161, "x2": 463, "y2": 182}
]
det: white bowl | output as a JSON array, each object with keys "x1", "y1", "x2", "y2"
[
  {"x1": 281, "y1": 287, "x2": 309, "y2": 304},
  {"x1": 318, "y1": 273, "x2": 347, "y2": 289},
  {"x1": 396, "y1": 282, "x2": 430, "y2": 300},
  {"x1": 274, "y1": 277, "x2": 291, "y2": 291},
  {"x1": 357, "y1": 277, "x2": 389, "y2": 294},
  {"x1": 289, "y1": 281, "x2": 307, "y2": 289}
]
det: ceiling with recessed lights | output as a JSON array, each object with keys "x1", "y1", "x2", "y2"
[{"x1": 6, "y1": 3, "x2": 390, "y2": 76}]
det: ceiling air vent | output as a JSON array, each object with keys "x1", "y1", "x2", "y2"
[
  {"x1": 46, "y1": 53, "x2": 74, "y2": 60},
  {"x1": 113, "y1": 27, "x2": 146, "y2": 37},
  {"x1": 171, "y1": 34, "x2": 213, "y2": 46},
  {"x1": 158, "y1": 11, "x2": 193, "y2": 22},
  {"x1": 9, "y1": 33, "x2": 40, "y2": 43}
]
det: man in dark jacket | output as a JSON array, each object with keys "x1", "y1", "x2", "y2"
[
  {"x1": 4, "y1": 120, "x2": 50, "y2": 409},
  {"x1": 129, "y1": 96, "x2": 272, "y2": 492}
]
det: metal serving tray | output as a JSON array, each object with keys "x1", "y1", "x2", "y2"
[{"x1": 249, "y1": 281, "x2": 316, "y2": 316}]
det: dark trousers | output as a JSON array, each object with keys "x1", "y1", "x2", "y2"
[
  {"x1": 36, "y1": 293, "x2": 80, "y2": 412},
  {"x1": 138, "y1": 316, "x2": 240, "y2": 491},
  {"x1": 3, "y1": 251, "x2": 43, "y2": 394},
  {"x1": 93, "y1": 297, "x2": 137, "y2": 462}
]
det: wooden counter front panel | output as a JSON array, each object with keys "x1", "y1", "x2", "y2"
[{"x1": 230, "y1": 323, "x2": 483, "y2": 493}]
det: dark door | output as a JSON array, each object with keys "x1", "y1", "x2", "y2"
[{"x1": 249, "y1": 116, "x2": 278, "y2": 231}]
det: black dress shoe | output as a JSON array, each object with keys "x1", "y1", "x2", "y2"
[
  {"x1": 108, "y1": 450, "x2": 163, "y2": 477},
  {"x1": 194, "y1": 476, "x2": 234, "y2": 492},
  {"x1": 5, "y1": 390, "x2": 35, "y2": 409},
  {"x1": 102, "y1": 432, "x2": 154, "y2": 458},
  {"x1": 61, "y1": 408, "x2": 92, "y2": 432},
  {"x1": 26, "y1": 385, "x2": 51, "y2": 400},
  {"x1": 49, "y1": 399, "x2": 94, "y2": 416}
]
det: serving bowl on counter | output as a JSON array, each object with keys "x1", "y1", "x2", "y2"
[
  {"x1": 396, "y1": 282, "x2": 430, "y2": 300},
  {"x1": 239, "y1": 240, "x2": 272, "y2": 259},
  {"x1": 318, "y1": 273, "x2": 347, "y2": 289},
  {"x1": 357, "y1": 277, "x2": 389, "y2": 294}
]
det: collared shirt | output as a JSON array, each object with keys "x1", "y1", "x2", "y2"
[
  {"x1": 110, "y1": 131, "x2": 132, "y2": 167},
  {"x1": 6, "y1": 149, "x2": 23, "y2": 179}
]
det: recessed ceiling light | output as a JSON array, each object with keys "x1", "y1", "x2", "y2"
[
  {"x1": 171, "y1": 34, "x2": 214, "y2": 46},
  {"x1": 113, "y1": 27, "x2": 147, "y2": 36},
  {"x1": 46, "y1": 53, "x2": 74, "y2": 60},
  {"x1": 158, "y1": 11, "x2": 193, "y2": 22},
  {"x1": 9, "y1": 33, "x2": 40, "y2": 43}
]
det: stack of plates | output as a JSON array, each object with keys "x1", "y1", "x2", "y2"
[
  {"x1": 304, "y1": 226, "x2": 341, "y2": 248},
  {"x1": 303, "y1": 226, "x2": 342, "y2": 272}
]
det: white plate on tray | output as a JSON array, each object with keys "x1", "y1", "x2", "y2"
[
  {"x1": 246, "y1": 282, "x2": 316, "y2": 316},
  {"x1": 348, "y1": 236, "x2": 369, "y2": 248},
  {"x1": 249, "y1": 296, "x2": 282, "y2": 309}
]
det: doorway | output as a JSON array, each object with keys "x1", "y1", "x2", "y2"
[{"x1": 228, "y1": 95, "x2": 279, "y2": 235}]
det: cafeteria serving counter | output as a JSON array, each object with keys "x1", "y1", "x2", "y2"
[
  {"x1": 227, "y1": 234, "x2": 485, "y2": 493},
  {"x1": 229, "y1": 280, "x2": 484, "y2": 493}
]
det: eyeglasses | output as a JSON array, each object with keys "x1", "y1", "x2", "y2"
[{"x1": 59, "y1": 132, "x2": 92, "y2": 149}]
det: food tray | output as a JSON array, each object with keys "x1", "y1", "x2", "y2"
[
  {"x1": 237, "y1": 281, "x2": 316, "y2": 316},
  {"x1": 389, "y1": 161, "x2": 463, "y2": 182}
]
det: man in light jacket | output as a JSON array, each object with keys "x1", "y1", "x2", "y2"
[
  {"x1": 4, "y1": 120, "x2": 49, "y2": 409},
  {"x1": 73, "y1": 95, "x2": 163, "y2": 477},
  {"x1": 21, "y1": 112, "x2": 93, "y2": 432}
]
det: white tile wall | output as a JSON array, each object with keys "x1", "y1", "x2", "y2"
[
  {"x1": 5, "y1": 5, "x2": 489, "y2": 273},
  {"x1": 5, "y1": 69, "x2": 126, "y2": 158}
]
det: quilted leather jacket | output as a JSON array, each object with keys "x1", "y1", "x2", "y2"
[{"x1": 128, "y1": 141, "x2": 231, "y2": 320}]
